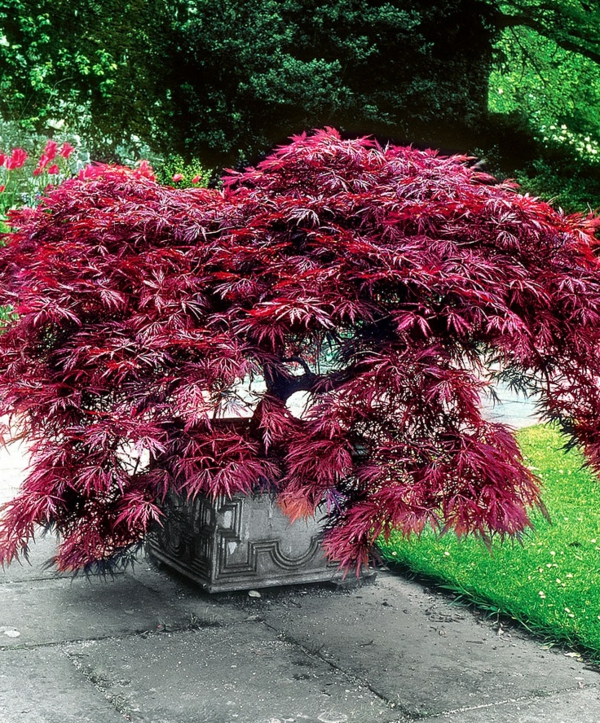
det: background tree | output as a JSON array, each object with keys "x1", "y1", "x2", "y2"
[
  {"x1": 491, "y1": 0, "x2": 600, "y2": 65},
  {"x1": 484, "y1": 0, "x2": 600, "y2": 210},
  {"x1": 0, "y1": 0, "x2": 496, "y2": 165},
  {"x1": 164, "y1": 0, "x2": 496, "y2": 167},
  {"x1": 0, "y1": 0, "x2": 172, "y2": 160},
  {"x1": 3, "y1": 0, "x2": 600, "y2": 205}
]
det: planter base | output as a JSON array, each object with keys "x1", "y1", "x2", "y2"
[{"x1": 147, "y1": 491, "x2": 373, "y2": 593}]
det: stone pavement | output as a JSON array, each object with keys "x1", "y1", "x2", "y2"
[
  {"x1": 2, "y1": 395, "x2": 600, "y2": 723},
  {"x1": 481, "y1": 381, "x2": 541, "y2": 430},
  {"x1": 2, "y1": 535, "x2": 600, "y2": 723}
]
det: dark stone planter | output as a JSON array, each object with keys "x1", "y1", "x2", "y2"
[{"x1": 147, "y1": 490, "x2": 373, "y2": 593}]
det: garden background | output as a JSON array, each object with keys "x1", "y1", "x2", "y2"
[{"x1": 2, "y1": 0, "x2": 600, "y2": 211}]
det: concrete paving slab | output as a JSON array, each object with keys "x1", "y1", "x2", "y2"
[
  {"x1": 130, "y1": 559, "x2": 253, "y2": 628},
  {"x1": 63, "y1": 622, "x2": 401, "y2": 723},
  {"x1": 249, "y1": 573, "x2": 600, "y2": 719},
  {"x1": 427, "y1": 686, "x2": 600, "y2": 722},
  {"x1": 0, "y1": 646, "x2": 125, "y2": 723},
  {"x1": 0, "y1": 574, "x2": 191, "y2": 647},
  {"x1": 2, "y1": 550, "x2": 600, "y2": 722}
]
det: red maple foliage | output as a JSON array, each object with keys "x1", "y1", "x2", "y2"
[{"x1": 1, "y1": 128, "x2": 600, "y2": 573}]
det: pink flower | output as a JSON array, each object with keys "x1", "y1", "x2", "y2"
[
  {"x1": 0, "y1": 153, "x2": 6, "y2": 168},
  {"x1": 191, "y1": 175, "x2": 202, "y2": 184},
  {"x1": 135, "y1": 159, "x2": 156, "y2": 181},
  {"x1": 47, "y1": 164, "x2": 59, "y2": 175},
  {"x1": 5, "y1": 148, "x2": 28, "y2": 170},
  {"x1": 36, "y1": 153, "x2": 50, "y2": 171},
  {"x1": 0, "y1": 185, "x2": 5, "y2": 193},
  {"x1": 43, "y1": 139, "x2": 58, "y2": 161},
  {"x1": 171, "y1": 173, "x2": 184, "y2": 182},
  {"x1": 59, "y1": 142, "x2": 75, "y2": 159},
  {"x1": 33, "y1": 167, "x2": 43, "y2": 177}
]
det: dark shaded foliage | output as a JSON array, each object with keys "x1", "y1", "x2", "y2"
[
  {"x1": 0, "y1": 0, "x2": 495, "y2": 165},
  {"x1": 1, "y1": 129, "x2": 600, "y2": 572},
  {"x1": 168, "y1": 0, "x2": 495, "y2": 166}
]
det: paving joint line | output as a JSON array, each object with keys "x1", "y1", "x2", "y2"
[
  {"x1": 64, "y1": 647, "x2": 133, "y2": 722},
  {"x1": 0, "y1": 571, "x2": 126, "y2": 586},
  {"x1": 0, "y1": 575, "x2": 69, "y2": 585},
  {"x1": 260, "y1": 620, "x2": 424, "y2": 720},
  {"x1": 431, "y1": 683, "x2": 600, "y2": 718},
  {"x1": 0, "y1": 618, "x2": 206, "y2": 652}
]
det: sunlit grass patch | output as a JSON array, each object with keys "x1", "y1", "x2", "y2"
[{"x1": 378, "y1": 424, "x2": 600, "y2": 659}]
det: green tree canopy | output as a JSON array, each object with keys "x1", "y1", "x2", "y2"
[
  {"x1": 0, "y1": 0, "x2": 496, "y2": 164},
  {"x1": 484, "y1": 1, "x2": 600, "y2": 210},
  {"x1": 1, "y1": 0, "x2": 600, "y2": 183},
  {"x1": 0, "y1": 0, "x2": 173, "y2": 158},
  {"x1": 491, "y1": 0, "x2": 600, "y2": 65},
  {"x1": 164, "y1": 0, "x2": 495, "y2": 166}
]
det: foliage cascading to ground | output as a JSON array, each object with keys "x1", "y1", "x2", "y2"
[{"x1": 1, "y1": 130, "x2": 600, "y2": 572}]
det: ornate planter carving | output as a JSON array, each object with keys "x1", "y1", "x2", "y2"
[{"x1": 147, "y1": 490, "x2": 371, "y2": 593}]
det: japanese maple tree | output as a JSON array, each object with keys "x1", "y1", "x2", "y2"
[{"x1": 1, "y1": 128, "x2": 600, "y2": 573}]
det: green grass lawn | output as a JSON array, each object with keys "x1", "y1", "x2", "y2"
[{"x1": 378, "y1": 424, "x2": 600, "y2": 659}]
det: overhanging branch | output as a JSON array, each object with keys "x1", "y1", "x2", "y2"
[{"x1": 493, "y1": 8, "x2": 600, "y2": 65}]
